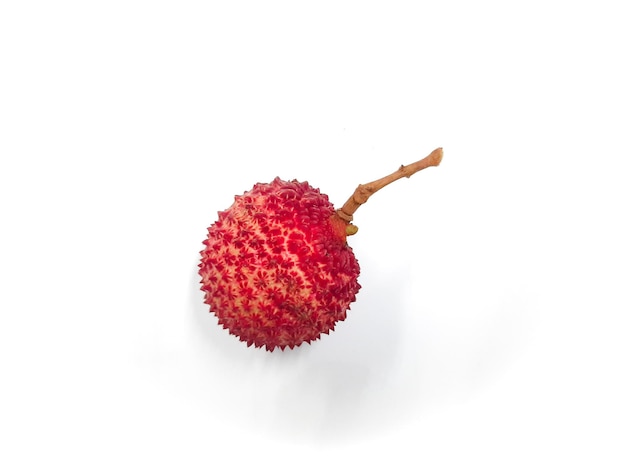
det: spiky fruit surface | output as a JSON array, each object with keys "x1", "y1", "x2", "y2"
[{"x1": 199, "y1": 177, "x2": 361, "y2": 351}]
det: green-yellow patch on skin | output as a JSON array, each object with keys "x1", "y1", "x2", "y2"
[{"x1": 346, "y1": 224, "x2": 358, "y2": 236}]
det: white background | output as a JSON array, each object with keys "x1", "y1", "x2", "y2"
[{"x1": 1, "y1": 1, "x2": 625, "y2": 468}]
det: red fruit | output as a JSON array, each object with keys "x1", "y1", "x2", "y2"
[
  {"x1": 199, "y1": 148, "x2": 443, "y2": 351},
  {"x1": 199, "y1": 178, "x2": 360, "y2": 351}
]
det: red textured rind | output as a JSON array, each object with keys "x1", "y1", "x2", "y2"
[{"x1": 199, "y1": 177, "x2": 361, "y2": 351}]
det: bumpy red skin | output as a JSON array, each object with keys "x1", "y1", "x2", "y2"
[{"x1": 199, "y1": 178, "x2": 361, "y2": 351}]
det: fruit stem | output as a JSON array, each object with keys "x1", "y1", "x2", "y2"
[{"x1": 335, "y1": 147, "x2": 443, "y2": 223}]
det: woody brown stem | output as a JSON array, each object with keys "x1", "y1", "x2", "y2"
[{"x1": 335, "y1": 147, "x2": 443, "y2": 223}]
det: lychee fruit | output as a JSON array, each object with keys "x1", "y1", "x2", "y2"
[{"x1": 199, "y1": 148, "x2": 443, "y2": 351}]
